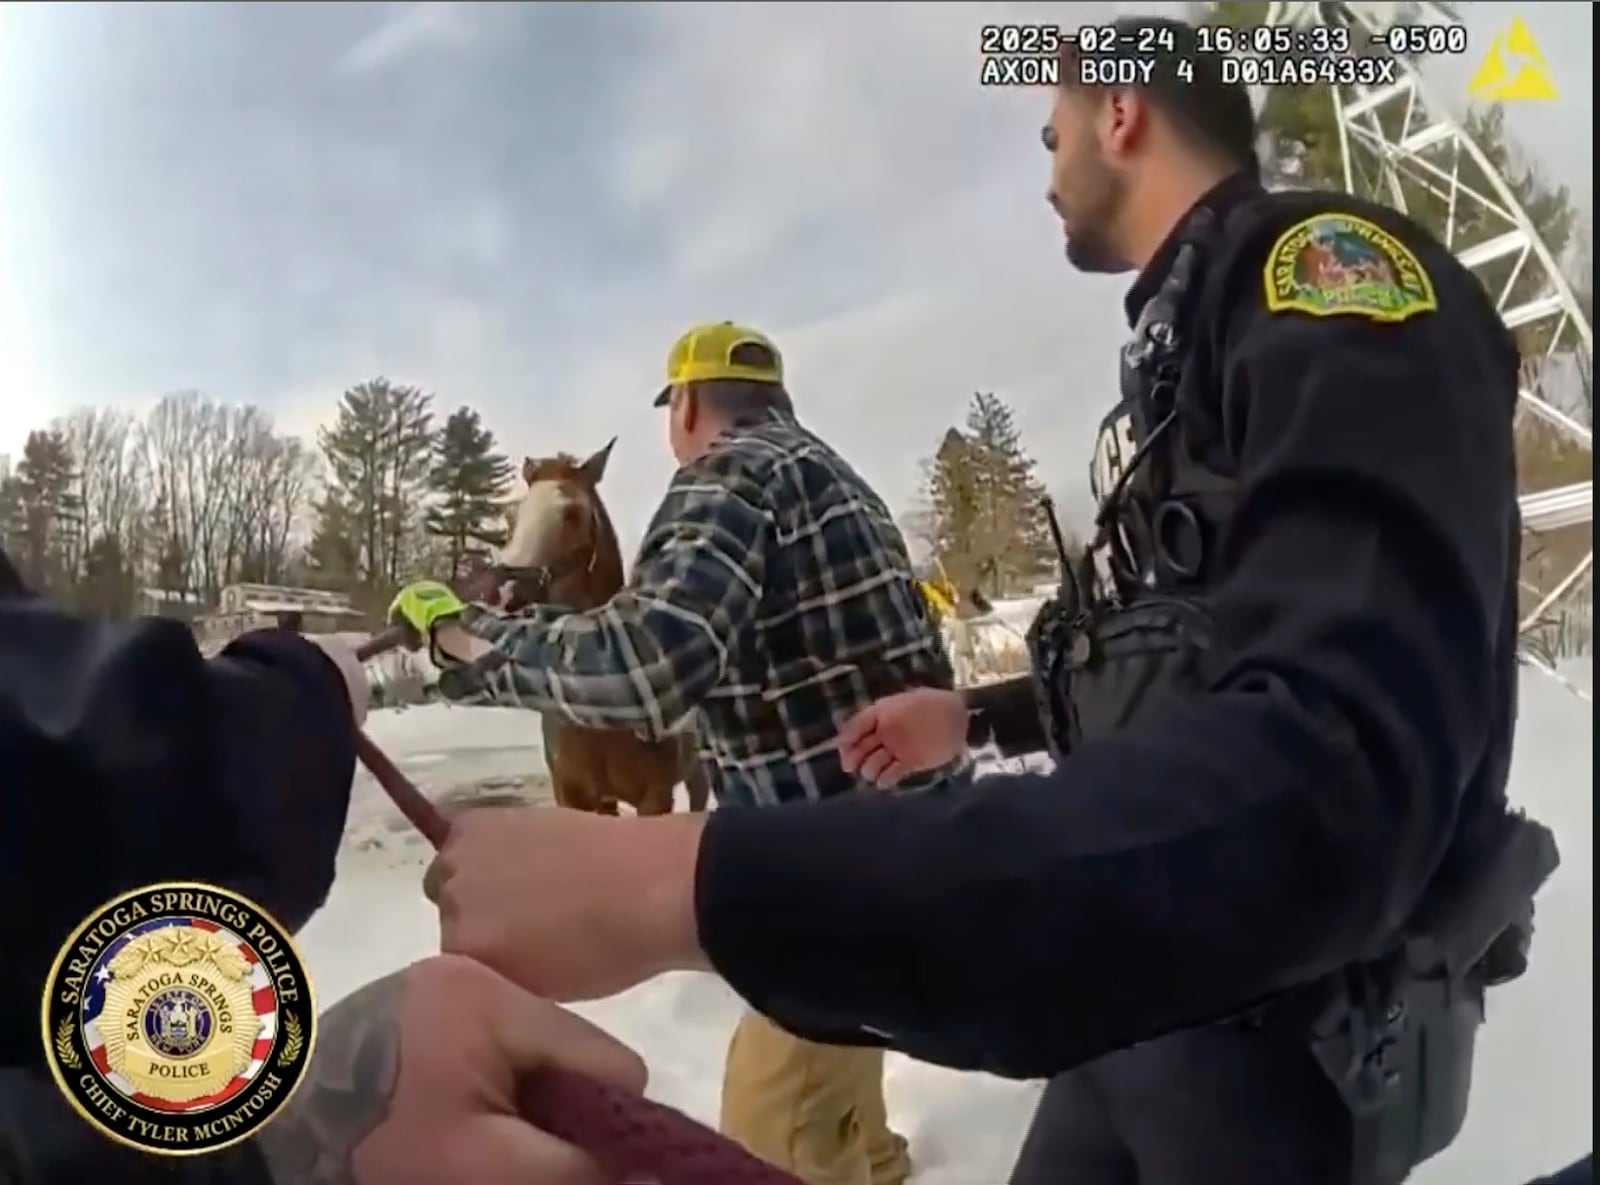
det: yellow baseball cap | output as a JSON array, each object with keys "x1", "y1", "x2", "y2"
[{"x1": 653, "y1": 321, "x2": 784, "y2": 407}]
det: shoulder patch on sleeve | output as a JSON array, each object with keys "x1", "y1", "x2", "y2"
[{"x1": 1262, "y1": 212, "x2": 1437, "y2": 323}]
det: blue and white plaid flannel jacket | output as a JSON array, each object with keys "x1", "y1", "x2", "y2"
[{"x1": 438, "y1": 413, "x2": 968, "y2": 807}]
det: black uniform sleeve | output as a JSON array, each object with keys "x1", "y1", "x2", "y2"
[
  {"x1": 1, "y1": 598, "x2": 355, "y2": 1067},
  {"x1": 693, "y1": 211, "x2": 1518, "y2": 1078},
  {"x1": 962, "y1": 675, "x2": 1046, "y2": 755},
  {"x1": 0, "y1": 1066, "x2": 273, "y2": 1184}
]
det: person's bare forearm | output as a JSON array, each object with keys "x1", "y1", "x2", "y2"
[
  {"x1": 256, "y1": 973, "x2": 405, "y2": 1184},
  {"x1": 636, "y1": 813, "x2": 711, "y2": 977},
  {"x1": 434, "y1": 621, "x2": 493, "y2": 664}
]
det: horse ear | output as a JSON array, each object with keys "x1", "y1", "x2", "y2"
[
  {"x1": 581, "y1": 437, "x2": 617, "y2": 486},
  {"x1": 522, "y1": 457, "x2": 537, "y2": 484}
]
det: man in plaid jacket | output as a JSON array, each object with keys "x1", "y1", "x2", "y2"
[{"x1": 396, "y1": 321, "x2": 964, "y2": 1185}]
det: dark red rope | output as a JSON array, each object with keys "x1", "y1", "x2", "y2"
[{"x1": 351, "y1": 630, "x2": 804, "y2": 1184}]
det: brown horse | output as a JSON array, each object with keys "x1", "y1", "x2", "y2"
[{"x1": 481, "y1": 439, "x2": 709, "y2": 817}]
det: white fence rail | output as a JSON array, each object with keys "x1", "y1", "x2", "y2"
[{"x1": 1521, "y1": 482, "x2": 1593, "y2": 534}]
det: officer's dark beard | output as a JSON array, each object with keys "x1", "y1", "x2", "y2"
[{"x1": 1060, "y1": 151, "x2": 1131, "y2": 275}]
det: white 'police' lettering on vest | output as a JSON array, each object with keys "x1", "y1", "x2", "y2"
[
  {"x1": 1088, "y1": 401, "x2": 1144, "y2": 592},
  {"x1": 1090, "y1": 404, "x2": 1138, "y2": 503}
]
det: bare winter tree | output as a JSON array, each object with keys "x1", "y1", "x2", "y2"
[
  {"x1": 221, "y1": 417, "x2": 318, "y2": 584},
  {"x1": 138, "y1": 392, "x2": 315, "y2": 602},
  {"x1": 217, "y1": 405, "x2": 276, "y2": 585},
  {"x1": 60, "y1": 407, "x2": 144, "y2": 567},
  {"x1": 262, "y1": 436, "x2": 318, "y2": 583},
  {"x1": 189, "y1": 402, "x2": 241, "y2": 599},
  {"x1": 54, "y1": 408, "x2": 144, "y2": 615},
  {"x1": 202, "y1": 406, "x2": 317, "y2": 587},
  {"x1": 5, "y1": 394, "x2": 318, "y2": 613},
  {"x1": 140, "y1": 392, "x2": 209, "y2": 596}
]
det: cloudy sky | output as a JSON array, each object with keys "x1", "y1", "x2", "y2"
[{"x1": 0, "y1": 1, "x2": 1591, "y2": 547}]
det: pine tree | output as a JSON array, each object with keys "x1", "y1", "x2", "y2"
[
  {"x1": 925, "y1": 429, "x2": 984, "y2": 598},
  {"x1": 0, "y1": 473, "x2": 24, "y2": 562},
  {"x1": 425, "y1": 406, "x2": 513, "y2": 579},
  {"x1": 13, "y1": 429, "x2": 82, "y2": 596},
  {"x1": 381, "y1": 384, "x2": 437, "y2": 588},
  {"x1": 305, "y1": 492, "x2": 361, "y2": 590},
  {"x1": 80, "y1": 533, "x2": 135, "y2": 618},
  {"x1": 963, "y1": 393, "x2": 1056, "y2": 595},
  {"x1": 318, "y1": 378, "x2": 437, "y2": 590},
  {"x1": 145, "y1": 489, "x2": 191, "y2": 595},
  {"x1": 922, "y1": 395, "x2": 1057, "y2": 600}
]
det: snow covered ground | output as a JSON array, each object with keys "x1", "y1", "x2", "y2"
[
  {"x1": 299, "y1": 661, "x2": 1593, "y2": 1184},
  {"x1": 944, "y1": 597, "x2": 1040, "y2": 685}
]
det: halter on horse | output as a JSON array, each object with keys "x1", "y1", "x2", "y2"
[{"x1": 488, "y1": 440, "x2": 709, "y2": 817}]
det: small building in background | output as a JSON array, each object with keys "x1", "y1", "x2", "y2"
[
  {"x1": 134, "y1": 587, "x2": 204, "y2": 624},
  {"x1": 195, "y1": 583, "x2": 366, "y2": 651}
]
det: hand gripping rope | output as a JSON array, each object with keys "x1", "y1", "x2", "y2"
[{"x1": 352, "y1": 628, "x2": 805, "y2": 1185}]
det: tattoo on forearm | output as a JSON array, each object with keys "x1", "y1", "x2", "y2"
[{"x1": 257, "y1": 972, "x2": 406, "y2": 1185}]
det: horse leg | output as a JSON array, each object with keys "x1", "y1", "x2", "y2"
[
  {"x1": 547, "y1": 720, "x2": 610, "y2": 814},
  {"x1": 548, "y1": 757, "x2": 602, "y2": 815},
  {"x1": 635, "y1": 782, "x2": 674, "y2": 816},
  {"x1": 683, "y1": 748, "x2": 711, "y2": 812},
  {"x1": 549, "y1": 769, "x2": 582, "y2": 811},
  {"x1": 579, "y1": 749, "x2": 617, "y2": 816},
  {"x1": 542, "y1": 716, "x2": 577, "y2": 809}
]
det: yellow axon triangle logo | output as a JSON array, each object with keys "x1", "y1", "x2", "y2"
[{"x1": 1469, "y1": 16, "x2": 1558, "y2": 102}]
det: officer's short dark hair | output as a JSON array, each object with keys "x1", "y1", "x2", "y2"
[
  {"x1": 686, "y1": 341, "x2": 795, "y2": 425},
  {"x1": 1060, "y1": 16, "x2": 1260, "y2": 179}
]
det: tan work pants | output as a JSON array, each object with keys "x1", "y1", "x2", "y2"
[{"x1": 720, "y1": 1010, "x2": 912, "y2": 1185}]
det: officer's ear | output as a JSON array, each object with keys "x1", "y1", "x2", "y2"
[{"x1": 1102, "y1": 89, "x2": 1149, "y2": 159}]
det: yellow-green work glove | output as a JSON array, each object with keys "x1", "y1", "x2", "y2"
[{"x1": 387, "y1": 581, "x2": 467, "y2": 648}]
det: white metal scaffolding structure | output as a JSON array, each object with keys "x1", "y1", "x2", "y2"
[{"x1": 1264, "y1": 2, "x2": 1593, "y2": 697}]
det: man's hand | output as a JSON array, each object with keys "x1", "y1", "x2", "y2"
[
  {"x1": 838, "y1": 687, "x2": 969, "y2": 787},
  {"x1": 259, "y1": 954, "x2": 645, "y2": 1185},
  {"x1": 428, "y1": 807, "x2": 709, "y2": 1001},
  {"x1": 387, "y1": 581, "x2": 467, "y2": 650}
]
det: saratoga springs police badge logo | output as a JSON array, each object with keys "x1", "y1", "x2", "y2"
[
  {"x1": 1263, "y1": 212, "x2": 1438, "y2": 324},
  {"x1": 40, "y1": 882, "x2": 316, "y2": 1155}
]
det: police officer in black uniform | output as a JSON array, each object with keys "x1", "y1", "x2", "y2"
[{"x1": 831, "y1": 16, "x2": 1559, "y2": 1185}]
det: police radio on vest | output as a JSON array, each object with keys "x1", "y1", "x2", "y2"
[{"x1": 1076, "y1": 57, "x2": 1157, "y2": 86}]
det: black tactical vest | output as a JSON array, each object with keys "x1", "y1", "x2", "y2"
[{"x1": 1029, "y1": 196, "x2": 1257, "y2": 756}]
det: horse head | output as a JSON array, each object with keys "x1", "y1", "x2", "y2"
[{"x1": 491, "y1": 438, "x2": 621, "y2": 612}]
